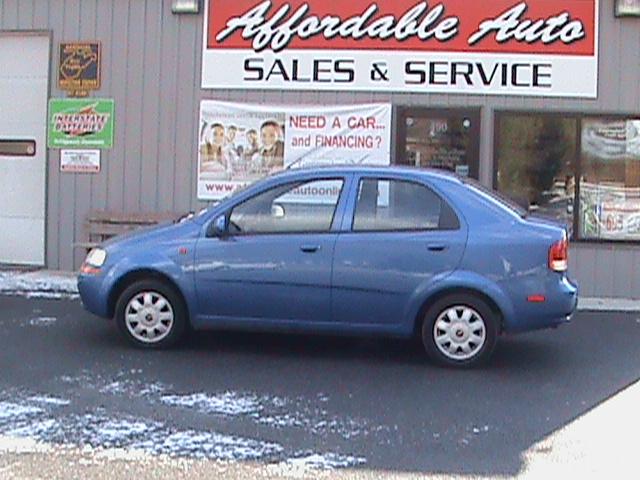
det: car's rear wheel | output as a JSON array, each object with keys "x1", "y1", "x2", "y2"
[
  {"x1": 115, "y1": 279, "x2": 187, "y2": 349},
  {"x1": 421, "y1": 294, "x2": 498, "y2": 368}
]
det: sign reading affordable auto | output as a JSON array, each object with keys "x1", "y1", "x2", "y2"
[
  {"x1": 202, "y1": 0, "x2": 599, "y2": 98},
  {"x1": 198, "y1": 101, "x2": 391, "y2": 200},
  {"x1": 48, "y1": 99, "x2": 114, "y2": 148}
]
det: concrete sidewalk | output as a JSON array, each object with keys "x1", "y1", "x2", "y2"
[
  {"x1": 1, "y1": 269, "x2": 639, "y2": 312},
  {"x1": 521, "y1": 379, "x2": 640, "y2": 478}
]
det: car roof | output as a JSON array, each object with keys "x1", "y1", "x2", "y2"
[{"x1": 270, "y1": 165, "x2": 464, "y2": 184}]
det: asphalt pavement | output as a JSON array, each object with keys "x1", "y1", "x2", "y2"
[{"x1": 1, "y1": 295, "x2": 640, "y2": 479}]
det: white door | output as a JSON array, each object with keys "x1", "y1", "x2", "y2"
[{"x1": 0, "y1": 35, "x2": 49, "y2": 266}]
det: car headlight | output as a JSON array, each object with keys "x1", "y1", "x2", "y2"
[{"x1": 85, "y1": 248, "x2": 107, "y2": 268}]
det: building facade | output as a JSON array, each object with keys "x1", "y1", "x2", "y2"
[{"x1": 0, "y1": 0, "x2": 639, "y2": 298}]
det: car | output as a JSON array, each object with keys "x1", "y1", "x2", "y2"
[{"x1": 78, "y1": 166, "x2": 578, "y2": 368}]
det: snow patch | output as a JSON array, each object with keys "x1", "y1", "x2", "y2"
[
  {"x1": 286, "y1": 452, "x2": 366, "y2": 470},
  {"x1": 158, "y1": 390, "x2": 386, "y2": 440},
  {"x1": 28, "y1": 395, "x2": 71, "y2": 406},
  {"x1": 93, "y1": 419, "x2": 156, "y2": 444},
  {"x1": 0, "y1": 271, "x2": 78, "y2": 299},
  {"x1": 0, "y1": 435, "x2": 52, "y2": 454},
  {"x1": 93, "y1": 447, "x2": 151, "y2": 462},
  {"x1": 160, "y1": 392, "x2": 261, "y2": 416},
  {"x1": 28, "y1": 317, "x2": 57, "y2": 327},
  {"x1": 266, "y1": 452, "x2": 366, "y2": 477},
  {"x1": 134, "y1": 429, "x2": 283, "y2": 461},
  {"x1": 5, "y1": 418, "x2": 60, "y2": 438},
  {"x1": 0, "y1": 402, "x2": 42, "y2": 420}
]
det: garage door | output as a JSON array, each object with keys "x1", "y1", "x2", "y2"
[{"x1": 0, "y1": 35, "x2": 49, "y2": 266}]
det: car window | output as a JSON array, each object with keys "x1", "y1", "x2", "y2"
[
  {"x1": 228, "y1": 179, "x2": 344, "y2": 234},
  {"x1": 353, "y1": 178, "x2": 447, "y2": 232}
]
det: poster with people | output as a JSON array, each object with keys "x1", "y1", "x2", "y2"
[{"x1": 197, "y1": 101, "x2": 391, "y2": 200}]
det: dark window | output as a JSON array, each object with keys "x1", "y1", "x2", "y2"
[
  {"x1": 397, "y1": 109, "x2": 480, "y2": 179},
  {"x1": 229, "y1": 179, "x2": 344, "y2": 234},
  {"x1": 496, "y1": 114, "x2": 577, "y2": 234},
  {"x1": 353, "y1": 178, "x2": 457, "y2": 232}
]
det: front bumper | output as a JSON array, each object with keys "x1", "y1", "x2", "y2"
[{"x1": 77, "y1": 272, "x2": 111, "y2": 318}]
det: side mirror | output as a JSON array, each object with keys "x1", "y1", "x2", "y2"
[
  {"x1": 271, "y1": 203, "x2": 285, "y2": 219},
  {"x1": 209, "y1": 215, "x2": 228, "y2": 237}
]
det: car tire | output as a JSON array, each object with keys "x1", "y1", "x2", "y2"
[
  {"x1": 115, "y1": 279, "x2": 187, "y2": 349},
  {"x1": 421, "y1": 294, "x2": 498, "y2": 368}
]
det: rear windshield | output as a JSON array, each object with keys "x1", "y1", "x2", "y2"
[{"x1": 463, "y1": 179, "x2": 528, "y2": 218}]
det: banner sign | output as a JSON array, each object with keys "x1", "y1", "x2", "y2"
[
  {"x1": 582, "y1": 120, "x2": 640, "y2": 160},
  {"x1": 203, "y1": 0, "x2": 599, "y2": 98},
  {"x1": 198, "y1": 101, "x2": 391, "y2": 200},
  {"x1": 48, "y1": 99, "x2": 114, "y2": 149},
  {"x1": 581, "y1": 183, "x2": 640, "y2": 240}
]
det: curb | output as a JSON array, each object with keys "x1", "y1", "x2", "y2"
[{"x1": 578, "y1": 298, "x2": 640, "y2": 313}]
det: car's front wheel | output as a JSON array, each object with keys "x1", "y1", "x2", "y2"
[
  {"x1": 115, "y1": 279, "x2": 187, "y2": 349},
  {"x1": 421, "y1": 294, "x2": 498, "y2": 368}
]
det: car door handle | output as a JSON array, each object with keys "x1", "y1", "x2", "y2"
[
  {"x1": 300, "y1": 245, "x2": 321, "y2": 253},
  {"x1": 427, "y1": 244, "x2": 448, "y2": 252}
]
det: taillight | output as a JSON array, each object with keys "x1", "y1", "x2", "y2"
[{"x1": 549, "y1": 235, "x2": 568, "y2": 272}]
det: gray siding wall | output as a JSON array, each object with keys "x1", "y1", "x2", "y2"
[{"x1": 1, "y1": 0, "x2": 639, "y2": 297}]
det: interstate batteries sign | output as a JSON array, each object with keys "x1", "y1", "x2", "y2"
[
  {"x1": 48, "y1": 99, "x2": 114, "y2": 149},
  {"x1": 202, "y1": 0, "x2": 599, "y2": 98}
]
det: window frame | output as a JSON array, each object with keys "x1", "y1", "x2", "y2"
[
  {"x1": 494, "y1": 109, "x2": 640, "y2": 245},
  {"x1": 348, "y1": 176, "x2": 460, "y2": 234},
  {"x1": 223, "y1": 176, "x2": 347, "y2": 237}
]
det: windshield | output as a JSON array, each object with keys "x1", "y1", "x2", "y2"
[{"x1": 464, "y1": 179, "x2": 528, "y2": 218}]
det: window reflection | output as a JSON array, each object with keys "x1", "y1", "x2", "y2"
[
  {"x1": 401, "y1": 112, "x2": 478, "y2": 179},
  {"x1": 496, "y1": 115, "x2": 577, "y2": 234},
  {"x1": 580, "y1": 118, "x2": 640, "y2": 240}
]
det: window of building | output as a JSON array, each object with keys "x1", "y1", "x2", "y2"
[
  {"x1": 228, "y1": 179, "x2": 344, "y2": 234},
  {"x1": 496, "y1": 114, "x2": 577, "y2": 234},
  {"x1": 580, "y1": 118, "x2": 640, "y2": 241},
  {"x1": 396, "y1": 108, "x2": 481, "y2": 179},
  {"x1": 495, "y1": 112, "x2": 640, "y2": 242},
  {"x1": 353, "y1": 178, "x2": 458, "y2": 232}
]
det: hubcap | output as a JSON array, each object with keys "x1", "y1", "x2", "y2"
[
  {"x1": 125, "y1": 291, "x2": 174, "y2": 344},
  {"x1": 433, "y1": 305, "x2": 487, "y2": 361}
]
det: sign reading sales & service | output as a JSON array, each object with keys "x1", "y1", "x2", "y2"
[{"x1": 202, "y1": 0, "x2": 599, "y2": 98}]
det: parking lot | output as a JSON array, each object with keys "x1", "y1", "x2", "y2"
[{"x1": 2, "y1": 295, "x2": 640, "y2": 478}]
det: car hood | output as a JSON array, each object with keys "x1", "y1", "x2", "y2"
[{"x1": 102, "y1": 219, "x2": 200, "y2": 251}]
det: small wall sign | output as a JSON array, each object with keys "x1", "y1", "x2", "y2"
[
  {"x1": 60, "y1": 149, "x2": 101, "y2": 173},
  {"x1": 616, "y1": 0, "x2": 640, "y2": 16},
  {"x1": 58, "y1": 42, "x2": 102, "y2": 97},
  {"x1": 48, "y1": 99, "x2": 115, "y2": 149}
]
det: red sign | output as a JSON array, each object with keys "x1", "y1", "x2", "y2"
[{"x1": 203, "y1": 1, "x2": 599, "y2": 97}]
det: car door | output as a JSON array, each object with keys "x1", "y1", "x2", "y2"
[
  {"x1": 194, "y1": 176, "x2": 349, "y2": 325},
  {"x1": 332, "y1": 175, "x2": 467, "y2": 327}
]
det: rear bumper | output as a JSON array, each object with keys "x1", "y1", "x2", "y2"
[{"x1": 503, "y1": 275, "x2": 578, "y2": 333}]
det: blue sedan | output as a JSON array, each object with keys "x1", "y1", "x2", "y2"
[{"x1": 78, "y1": 166, "x2": 578, "y2": 367}]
